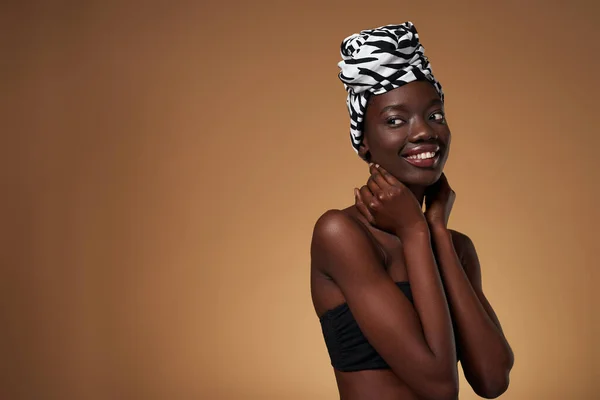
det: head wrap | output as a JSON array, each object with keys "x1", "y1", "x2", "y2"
[{"x1": 337, "y1": 21, "x2": 444, "y2": 153}]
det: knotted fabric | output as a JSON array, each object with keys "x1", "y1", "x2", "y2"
[{"x1": 338, "y1": 22, "x2": 444, "y2": 153}]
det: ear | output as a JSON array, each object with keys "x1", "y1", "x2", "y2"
[{"x1": 357, "y1": 138, "x2": 371, "y2": 163}]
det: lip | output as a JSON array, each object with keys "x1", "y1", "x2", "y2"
[
  {"x1": 400, "y1": 144, "x2": 440, "y2": 157},
  {"x1": 400, "y1": 144, "x2": 442, "y2": 169}
]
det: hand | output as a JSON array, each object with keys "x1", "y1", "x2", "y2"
[
  {"x1": 424, "y1": 173, "x2": 455, "y2": 229},
  {"x1": 355, "y1": 164, "x2": 428, "y2": 238}
]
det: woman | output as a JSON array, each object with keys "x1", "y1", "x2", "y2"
[{"x1": 310, "y1": 22, "x2": 514, "y2": 399}]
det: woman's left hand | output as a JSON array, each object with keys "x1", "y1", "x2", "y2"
[{"x1": 424, "y1": 173, "x2": 455, "y2": 229}]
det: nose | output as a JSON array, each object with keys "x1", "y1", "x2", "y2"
[{"x1": 408, "y1": 117, "x2": 436, "y2": 142}]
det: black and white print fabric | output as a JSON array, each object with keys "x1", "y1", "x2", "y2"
[{"x1": 337, "y1": 21, "x2": 444, "y2": 153}]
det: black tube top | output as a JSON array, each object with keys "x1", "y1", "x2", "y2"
[{"x1": 319, "y1": 281, "x2": 413, "y2": 372}]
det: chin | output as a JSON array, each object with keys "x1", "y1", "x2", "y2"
[
  {"x1": 397, "y1": 168, "x2": 443, "y2": 187},
  {"x1": 393, "y1": 154, "x2": 448, "y2": 187}
]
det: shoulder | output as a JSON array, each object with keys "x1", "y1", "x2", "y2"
[
  {"x1": 310, "y1": 209, "x2": 382, "y2": 275},
  {"x1": 448, "y1": 228, "x2": 472, "y2": 244},
  {"x1": 448, "y1": 229, "x2": 482, "y2": 286},
  {"x1": 311, "y1": 209, "x2": 369, "y2": 253},
  {"x1": 449, "y1": 229, "x2": 476, "y2": 257},
  {"x1": 312, "y1": 209, "x2": 361, "y2": 239}
]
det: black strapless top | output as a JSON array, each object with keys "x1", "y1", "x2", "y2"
[{"x1": 319, "y1": 281, "x2": 413, "y2": 372}]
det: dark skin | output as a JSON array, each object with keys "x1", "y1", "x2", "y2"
[{"x1": 310, "y1": 81, "x2": 514, "y2": 399}]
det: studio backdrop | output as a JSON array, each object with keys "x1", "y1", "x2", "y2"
[{"x1": 2, "y1": 1, "x2": 598, "y2": 399}]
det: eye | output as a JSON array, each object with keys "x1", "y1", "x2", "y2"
[
  {"x1": 430, "y1": 111, "x2": 446, "y2": 124},
  {"x1": 386, "y1": 117, "x2": 405, "y2": 126}
]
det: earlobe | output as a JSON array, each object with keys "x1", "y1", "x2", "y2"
[
  {"x1": 358, "y1": 145, "x2": 371, "y2": 163},
  {"x1": 358, "y1": 138, "x2": 371, "y2": 163}
]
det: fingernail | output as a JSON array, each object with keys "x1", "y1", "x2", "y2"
[{"x1": 375, "y1": 164, "x2": 379, "y2": 168}]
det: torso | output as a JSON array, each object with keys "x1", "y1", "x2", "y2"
[{"x1": 311, "y1": 205, "x2": 463, "y2": 400}]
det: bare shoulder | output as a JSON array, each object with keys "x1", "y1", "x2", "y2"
[
  {"x1": 312, "y1": 208, "x2": 363, "y2": 244},
  {"x1": 448, "y1": 229, "x2": 476, "y2": 258},
  {"x1": 448, "y1": 229, "x2": 482, "y2": 288},
  {"x1": 448, "y1": 229, "x2": 472, "y2": 246},
  {"x1": 310, "y1": 208, "x2": 383, "y2": 315},
  {"x1": 310, "y1": 208, "x2": 383, "y2": 278}
]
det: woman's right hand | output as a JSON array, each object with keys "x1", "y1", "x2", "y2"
[{"x1": 355, "y1": 164, "x2": 428, "y2": 238}]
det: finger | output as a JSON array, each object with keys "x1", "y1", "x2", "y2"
[
  {"x1": 355, "y1": 188, "x2": 375, "y2": 223},
  {"x1": 376, "y1": 165, "x2": 401, "y2": 186},
  {"x1": 439, "y1": 173, "x2": 453, "y2": 193},
  {"x1": 367, "y1": 176, "x2": 381, "y2": 196},
  {"x1": 367, "y1": 164, "x2": 382, "y2": 190},
  {"x1": 434, "y1": 173, "x2": 453, "y2": 197},
  {"x1": 425, "y1": 178, "x2": 441, "y2": 198},
  {"x1": 436, "y1": 173, "x2": 447, "y2": 188},
  {"x1": 369, "y1": 163, "x2": 379, "y2": 176},
  {"x1": 359, "y1": 185, "x2": 374, "y2": 205},
  {"x1": 426, "y1": 172, "x2": 446, "y2": 193},
  {"x1": 361, "y1": 184, "x2": 383, "y2": 213},
  {"x1": 370, "y1": 164, "x2": 389, "y2": 189}
]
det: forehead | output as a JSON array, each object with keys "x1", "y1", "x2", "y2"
[{"x1": 368, "y1": 80, "x2": 441, "y2": 111}]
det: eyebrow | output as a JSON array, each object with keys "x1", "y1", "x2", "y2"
[{"x1": 379, "y1": 98, "x2": 443, "y2": 116}]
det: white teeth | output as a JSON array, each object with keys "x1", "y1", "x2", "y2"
[{"x1": 407, "y1": 152, "x2": 436, "y2": 160}]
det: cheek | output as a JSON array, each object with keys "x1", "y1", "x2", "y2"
[
  {"x1": 370, "y1": 127, "x2": 409, "y2": 152},
  {"x1": 436, "y1": 126, "x2": 451, "y2": 143}
]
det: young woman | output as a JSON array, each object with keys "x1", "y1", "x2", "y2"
[{"x1": 310, "y1": 22, "x2": 514, "y2": 399}]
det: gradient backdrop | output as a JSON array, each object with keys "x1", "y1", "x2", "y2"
[{"x1": 2, "y1": 1, "x2": 599, "y2": 399}]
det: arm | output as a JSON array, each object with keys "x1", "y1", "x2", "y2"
[
  {"x1": 423, "y1": 173, "x2": 514, "y2": 398},
  {"x1": 311, "y1": 210, "x2": 458, "y2": 400},
  {"x1": 431, "y1": 228, "x2": 514, "y2": 399}
]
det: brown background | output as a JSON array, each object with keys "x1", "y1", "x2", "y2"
[{"x1": 2, "y1": 1, "x2": 599, "y2": 399}]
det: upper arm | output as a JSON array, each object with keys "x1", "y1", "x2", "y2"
[
  {"x1": 311, "y1": 210, "x2": 421, "y2": 334},
  {"x1": 311, "y1": 210, "x2": 452, "y2": 393}
]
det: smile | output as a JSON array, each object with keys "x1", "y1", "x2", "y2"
[
  {"x1": 402, "y1": 150, "x2": 440, "y2": 168},
  {"x1": 405, "y1": 151, "x2": 436, "y2": 160}
]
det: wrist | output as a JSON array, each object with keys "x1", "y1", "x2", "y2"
[
  {"x1": 429, "y1": 223, "x2": 450, "y2": 236},
  {"x1": 394, "y1": 222, "x2": 430, "y2": 240}
]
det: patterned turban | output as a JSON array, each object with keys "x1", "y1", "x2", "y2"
[{"x1": 337, "y1": 21, "x2": 444, "y2": 153}]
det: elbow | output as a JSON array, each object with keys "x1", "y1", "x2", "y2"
[
  {"x1": 474, "y1": 376, "x2": 510, "y2": 399},
  {"x1": 471, "y1": 350, "x2": 514, "y2": 398},
  {"x1": 472, "y1": 366, "x2": 512, "y2": 399}
]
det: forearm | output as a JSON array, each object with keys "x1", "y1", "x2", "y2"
[
  {"x1": 430, "y1": 226, "x2": 513, "y2": 390},
  {"x1": 399, "y1": 229, "x2": 456, "y2": 364}
]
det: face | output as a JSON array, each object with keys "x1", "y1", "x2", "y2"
[{"x1": 361, "y1": 80, "x2": 451, "y2": 187}]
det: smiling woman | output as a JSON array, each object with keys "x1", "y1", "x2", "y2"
[
  {"x1": 310, "y1": 22, "x2": 514, "y2": 400},
  {"x1": 362, "y1": 81, "x2": 449, "y2": 186}
]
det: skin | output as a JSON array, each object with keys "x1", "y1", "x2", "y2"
[{"x1": 310, "y1": 81, "x2": 514, "y2": 399}]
